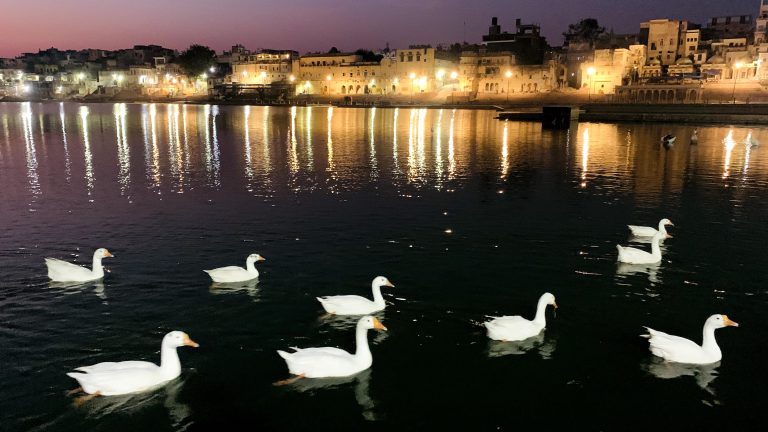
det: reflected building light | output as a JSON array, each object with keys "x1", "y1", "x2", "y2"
[
  {"x1": 369, "y1": 107, "x2": 378, "y2": 179},
  {"x1": 723, "y1": 129, "x2": 735, "y2": 179},
  {"x1": 501, "y1": 120, "x2": 509, "y2": 179},
  {"x1": 392, "y1": 108, "x2": 399, "y2": 171},
  {"x1": 203, "y1": 104, "x2": 212, "y2": 177},
  {"x1": 21, "y1": 102, "x2": 41, "y2": 198},
  {"x1": 289, "y1": 106, "x2": 299, "y2": 175},
  {"x1": 435, "y1": 109, "x2": 443, "y2": 184},
  {"x1": 211, "y1": 105, "x2": 221, "y2": 187},
  {"x1": 261, "y1": 105, "x2": 272, "y2": 188},
  {"x1": 59, "y1": 102, "x2": 71, "y2": 183},
  {"x1": 171, "y1": 105, "x2": 183, "y2": 191},
  {"x1": 581, "y1": 128, "x2": 589, "y2": 188},
  {"x1": 182, "y1": 105, "x2": 190, "y2": 176},
  {"x1": 149, "y1": 103, "x2": 160, "y2": 190},
  {"x1": 244, "y1": 105, "x2": 253, "y2": 186},
  {"x1": 305, "y1": 106, "x2": 313, "y2": 168},
  {"x1": 448, "y1": 109, "x2": 456, "y2": 178},
  {"x1": 417, "y1": 108, "x2": 427, "y2": 175},
  {"x1": 114, "y1": 103, "x2": 130, "y2": 195},
  {"x1": 743, "y1": 138, "x2": 751, "y2": 177},
  {"x1": 407, "y1": 108, "x2": 417, "y2": 181},
  {"x1": 79, "y1": 105, "x2": 94, "y2": 196},
  {"x1": 327, "y1": 106, "x2": 335, "y2": 176}
]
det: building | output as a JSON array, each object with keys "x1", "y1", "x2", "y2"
[
  {"x1": 231, "y1": 50, "x2": 298, "y2": 85},
  {"x1": 707, "y1": 15, "x2": 754, "y2": 40},
  {"x1": 756, "y1": 0, "x2": 768, "y2": 43},
  {"x1": 640, "y1": 19, "x2": 693, "y2": 65},
  {"x1": 481, "y1": 17, "x2": 549, "y2": 64},
  {"x1": 580, "y1": 46, "x2": 647, "y2": 95}
]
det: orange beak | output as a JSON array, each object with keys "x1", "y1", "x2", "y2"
[
  {"x1": 257, "y1": 256, "x2": 266, "y2": 262},
  {"x1": 104, "y1": 250, "x2": 114, "y2": 258},
  {"x1": 552, "y1": 301, "x2": 558, "y2": 309},
  {"x1": 373, "y1": 318, "x2": 388, "y2": 331},
  {"x1": 384, "y1": 280, "x2": 395, "y2": 288},
  {"x1": 183, "y1": 334, "x2": 200, "y2": 347},
  {"x1": 723, "y1": 315, "x2": 739, "y2": 327},
  {"x1": 665, "y1": 234, "x2": 673, "y2": 238}
]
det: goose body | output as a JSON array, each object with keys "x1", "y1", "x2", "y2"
[
  {"x1": 277, "y1": 316, "x2": 386, "y2": 378},
  {"x1": 642, "y1": 314, "x2": 738, "y2": 364},
  {"x1": 317, "y1": 276, "x2": 394, "y2": 315},
  {"x1": 204, "y1": 254, "x2": 265, "y2": 283},
  {"x1": 67, "y1": 331, "x2": 199, "y2": 396},
  {"x1": 690, "y1": 129, "x2": 698, "y2": 145},
  {"x1": 484, "y1": 293, "x2": 557, "y2": 342},
  {"x1": 45, "y1": 248, "x2": 113, "y2": 282},
  {"x1": 617, "y1": 232, "x2": 664, "y2": 264},
  {"x1": 627, "y1": 218, "x2": 673, "y2": 238},
  {"x1": 661, "y1": 134, "x2": 676, "y2": 145}
]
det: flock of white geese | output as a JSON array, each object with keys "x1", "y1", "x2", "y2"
[{"x1": 47, "y1": 218, "x2": 737, "y2": 399}]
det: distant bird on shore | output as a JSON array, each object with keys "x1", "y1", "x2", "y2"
[
  {"x1": 661, "y1": 133, "x2": 676, "y2": 148},
  {"x1": 744, "y1": 130, "x2": 759, "y2": 147},
  {"x1": 642, "y1": 314, "x2": 738, "y2": 364},
  {"x1": 690, "y1": 129, "x2": 698, "y2": 145}
]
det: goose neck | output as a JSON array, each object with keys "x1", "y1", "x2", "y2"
[
  {"x1": 371, "y1": 283, "x2": 385, "y2": 305},
  {"x1": 91, "y1": 253, "x2": 105, "y2": 278},
  {"x1": 701, "y1": 324, "x2": 721, "y2": 357},
  {"x1": 533, "y1": 297, "x2": 549, "y2": 326},
  {"x1": 159, "y1": 343, "x2": 182, "y2": 380},
  {"x1": 354, "y1": 323, "x2": 373, "y2": 361},
  {"x1": 245, "y1": 257, "x2": 259, "y2": 276}
]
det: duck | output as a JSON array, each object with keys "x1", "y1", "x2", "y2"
[
  {"x1": 277, "y1": 316, "x2": 387, "y2": 379},
  {"x1": 617, "y1": 232, "x2": 664, "y2": 264},
  {"x1": 627, "y1": 218, "x2": 673, "y2": 238},
  {"x1": 317, "y1": 276, "x2": 394, "y2": 315},
  {"x1": 45, "y1": 248, "x2": 113, "y2": 282},
  {"x1": 204, "y1": 253, "x2": 265, "y2": 283},
  {"x1": 661, "y1": 133, "x2": 676, "y2": 147},
  {"x1": 66, "y1": 331, "x2": 199, "y2": 396},
  {"x1": 642, "y1": 314, "x2": 738, "y2": 364},
  {"x1": 484, "y1": 293, "x2": 557, "y2": 342},
  {"x1": 690, "y1": 129, "x2": 698, "y2": 145}
]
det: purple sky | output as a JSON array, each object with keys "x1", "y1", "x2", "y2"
[{"x1": 0, "y1": 0, "x2": 759, "y2": 57}]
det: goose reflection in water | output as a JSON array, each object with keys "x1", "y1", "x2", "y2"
[
  {"x1": 644, "y1": 358, "x2": 720, "y2": 395},
  {"x1": 208, "y1": 278, "x2": 260, "y2": 300},
  {"x1": 486, "y1": 333, "x2": 556, "y2": 359},
  {"x1": 615, "y1": 262, "x2": 662, "y2": 284},
  {"x1": 283, "y1": 368, "x2": 380, "y2": 421},
  {"x1": 77, "y1": 375, "x2": 193, "y2": 429},
  {"x1": 48, "y1": 280, "x2": 106, "y2": 300}
]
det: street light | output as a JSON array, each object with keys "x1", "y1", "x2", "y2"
[
  {"x1": 732, "y1": 62, "x2": 743, "y2": 104},
  {"x1": 505, "y1": 70, "x2": 512, "y2": 102},
  {"x1": 586, "y1": 66, "x2": 596, "y2": 102}
]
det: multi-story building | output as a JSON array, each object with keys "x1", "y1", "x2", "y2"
[
  {"x1": 481, "y1": 17, "x2": 549, "y2": 64},
  {"x1": 707, "y1": 15, "x2": 754, "y2": 40},
  {"x1": 757, "y1": 0, "x2": 768, "y2": 43},
  {"x1": 580, "y1": 46, "x2": 647, "y2": 94},
  {"x1": 232, "y1": 50, "x2": 298, "y2": 85},
  {"x1": 640, "y1": 19, "x2": 692, "y2": 65}
]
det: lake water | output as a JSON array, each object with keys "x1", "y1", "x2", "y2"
[{"x1": 1, "y1": 102, "x2": 767, "y2": 431}]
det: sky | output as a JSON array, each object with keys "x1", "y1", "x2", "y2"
[{"x1": 0, "y1": 0, "x2": 760, "y2": 57}]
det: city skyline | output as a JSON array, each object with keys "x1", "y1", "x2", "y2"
[{"x1": 0, "y1": 0, "x2": 759, "y2": 58}]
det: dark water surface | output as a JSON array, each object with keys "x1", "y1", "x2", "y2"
[{"x1": 1, "y1": 102, "x2": 767, "y2": 431}]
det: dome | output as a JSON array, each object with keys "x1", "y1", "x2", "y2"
[
  {"x1": 707, "y1": 55, "x2": 724, "y2": 64},
  {"x1": 676, "y1": 57, "x2": 693, "y2": 65},
  {"x1": 649, "y1": 58, "x2": 661, "y2": 66}
]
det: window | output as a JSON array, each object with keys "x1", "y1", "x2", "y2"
[
  {"x1": 416, "y1": 55, "x2": 421, "y2": 61},
  {"x1": 407, "y1": 55, "x2": 413, "y2": 62}
]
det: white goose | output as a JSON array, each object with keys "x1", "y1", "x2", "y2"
[
  {"x1": 484, "y1": 293, "x2": 557, "y2": 341},
  {"x1": 617, "y1": 232, "x2": 664, "y2": 264},
  {"x1": 317, "y1": 276, "x2": 394, "y2": 315},
  {"x1": 277, "y1": 316, "x2": 387, "y2": 379},
  {"x1": 204, "y1": 253, "x2": 265, "y2": 283},
  {"x1": 643, "y1": 314, "x2": 738, "y2": 364},
  {"x1": 45, "y1": 248, "x2": 113, "y2": 282},
  {"x1": 67, "y1": 331, "x2": 199, "y2": 396},
  {"x1": 628, "y1": 218, "x2": 673, "y2": 238}
]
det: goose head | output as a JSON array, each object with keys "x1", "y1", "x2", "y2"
[
  {"x1": 95, "y1": 248, "x2": 114, "y2": 259},
  {"x1": 248, "y1": 253, "x2": 266, "y2": 262},
  {"x1": 706, "y1": 314, "x2": 739, "y2": 330},
  {"x1": 163, "y1": 331, "x2": 200, "y2": 348},
  {"x1": 541, "y1": 292, "x2": 558, "y2": 309},
  {"x1": 359, "y1": 316, "x2": 388, "y2": 331},
  {"x1": 373, "y1": 276, "x2": 395, "y2": 288}
]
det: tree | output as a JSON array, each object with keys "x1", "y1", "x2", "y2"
[
  {"x1": 328, "y1": 47, "x2": 340, "y2": 54},
  {"x1": 354, "y1": 49, "x2": 383, "y2": 62},
  {"x1": 176, "y1": 44, "x2": 216, "y2": 77},
  {"x1": 563, "y1": 18, "x2": 606, "y2": 45}
]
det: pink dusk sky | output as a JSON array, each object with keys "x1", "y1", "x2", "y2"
[{"x1": 0, "y1": 0, "x2": 758, "y2": 57}]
